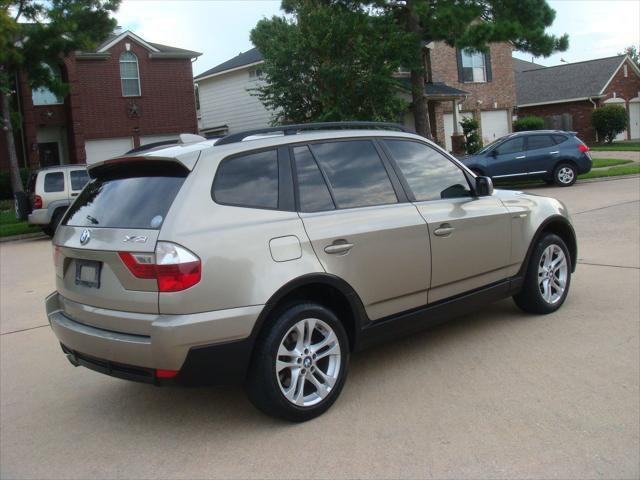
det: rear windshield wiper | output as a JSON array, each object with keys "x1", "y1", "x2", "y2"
[{"x1": 86, "y1": 215, "x2": 99, "y2": 225}]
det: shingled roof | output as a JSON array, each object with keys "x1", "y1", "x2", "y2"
[
  {"x1": 80, "y1": 30, "x2": 201, "y2": 59},
  {"x1": 195, "y1": 48, "x2": 264, "y2": 80},
  {"x1": 512, "y1": 57, "x2": 545, "y2": 73},
  {"x1": 515, "y1": 55, "x2": 627, "y2": 106}
]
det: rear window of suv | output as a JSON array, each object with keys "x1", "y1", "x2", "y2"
[{"x1": 63, "y1": 161, "x2": 187, "y2": 230}]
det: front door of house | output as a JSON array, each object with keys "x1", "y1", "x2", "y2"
[{"x1": 39, "y1": 142, "x2": 60, "y2": 167}]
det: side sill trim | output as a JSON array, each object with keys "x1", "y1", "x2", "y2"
[{"x1": 356, "y1": 277, "x2": 522, "y2": 351}]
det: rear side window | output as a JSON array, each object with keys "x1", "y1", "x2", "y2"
[
  {"x1": 527, "y1": 135, "x2": 556, "y2": 150},
  {"x1": 495, "y1": 137, "x2": 525, "y2": 155},
  {"x1": 292, "y1": 146, "x2": 335, "y2": 212},
  {"x1": 552, "y1": 134, "x2": 568, "y2": 144},
  {"x1": 70, "y1": 170, "x2": 90, "y2": 191},
  {"x1": 44, "y1": 172, "x2": 64, "y2": 192},
  {"x1": 213, "y1": 150, "x2": 279, "y2": 209},
  {"x1": 384, "y1": 140, "x2": 471, "y2": 201},
  {"x1": 309, "y1": 140, "x2": 397, "y2": 209},
  {"x1": 63, "y1": 162, "x2": 187, "y2": 229}
]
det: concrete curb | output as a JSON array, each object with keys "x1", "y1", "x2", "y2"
[{"x1": 0, "y1": 232, "x2": 48, "y2": 243}]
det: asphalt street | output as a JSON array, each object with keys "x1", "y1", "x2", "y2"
[{"x1": 1, "y1": 176, "x2": 639, "y2": 479}]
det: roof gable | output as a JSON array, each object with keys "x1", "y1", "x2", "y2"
[
  {"x1": 97, "y1": 30, "x2": 160, "y2": 53},
  {"x1": 516, "y1": 55, "x2": 626, "y2": 106}
]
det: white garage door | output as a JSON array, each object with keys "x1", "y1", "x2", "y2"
[
  {"x1": 85, "y1": 137, "x2": 133, "y2": 164},
  {"x1": 140, "y1": 134, "x2": 180, "y2": 146},
  {"x1": 443, "y1": 112, "x2": 473, "y2": 152},
  {"x1": 628, "y1": 100, "x2": 640, "y2": 140},
  {"x1": 480, "y1": 110, "x2": 510, "y2": 145}
]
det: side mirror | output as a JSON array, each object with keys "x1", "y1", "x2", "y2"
[
  {"x1": 490, "y1": 149, "x2": 498, "y2": 157},
  {"x1": 475, "y1": 176, "x2": 494, "y2": 197}
]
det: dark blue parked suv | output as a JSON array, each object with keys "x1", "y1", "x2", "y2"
[{"x1": 459, "y1": 130, "x2": 592, "y2": 186}]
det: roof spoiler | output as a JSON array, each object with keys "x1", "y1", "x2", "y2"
[{"x1": 88, "y1": 151, "x2": 201, "y2": 177}]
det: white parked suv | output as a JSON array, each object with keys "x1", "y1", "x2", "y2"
[{"x1": 27, "y1": 165, "x2": 90, "y2": 236}]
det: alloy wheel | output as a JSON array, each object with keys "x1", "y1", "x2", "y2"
[
  {"x1": 275, "y1": 318, "x2": 341, "y2": 407},
  {"x1": 538, "y1": 244, "x2": 568, "y2": 304},
  {"x1": 557, "y1": 166, "x2": 575, "y2": 185}
]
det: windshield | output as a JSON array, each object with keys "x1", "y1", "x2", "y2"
[{"x1": 62, "y1": 162, "x2": 187, "y2": 230}]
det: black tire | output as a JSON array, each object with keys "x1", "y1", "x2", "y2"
[
  {"x1": 14, "y1": 192, "x2": 29, "y2": 221},
  {"x1": 43, "y1": 209, "x2": 64, "y2": 237},
  {"x1": 553, "y1": 163, "x2": 577, "y2": 187},
  {"x1": 513, "y1": 233, "x2": 572, "y2": 314},
  {"x1": 245, "y1": 302, "x2": 350, "y2": 422}
]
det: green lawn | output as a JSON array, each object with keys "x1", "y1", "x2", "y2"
[
  {"x1": 590, "y1": 142, "x2": 640, "y2": 152},
  {"x1": 591, "y1": 158, "x2": 633, "y2": 168},
  {"x1": 0, "y1": 209, "x2": 42, "y2": 238},
  {"x1": 578, "y1": 164, "x2": 640, "y2": 179}
]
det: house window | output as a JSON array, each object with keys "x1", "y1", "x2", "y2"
[
  {"x1": 120, "y1": 51, "x2": 141, "y2": 97},
  {"x1": 249, "y1": 68, "x2": 264, "y2": 79},
  {"x1": 32, "y1": 64, "x2": 63, "y2": 105},
  {"x1": 461, "y1": 49, "x2": 486, "y2": 83}
]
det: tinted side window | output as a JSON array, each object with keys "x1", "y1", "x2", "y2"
[
  {"x1": 44, "y1": 172, "x2": 64, "y2": 192},
  {"x1": 527, "y1": 135, "x2": 556, "y2": 150},
  {"x1": 70, "y1": 170, "x2": 90, "y2": 191},
  {"x1": 384, "y1": 140, "x2": 471, "y2": 201},
  {"x1": 552, "y1": 134, "x2": 568, "y2": 144},
  {"x1": 309, "y1": 141, "x2": 397, "y2": 209},
  {"x1": 214, "y1": 150, "x2": 279, "y2": 209},
  {"x1": 292, "y1": 146, "x2": 335, "y2": 212},
  {"x1": 495, "y1": 137, "x2": 525, "y2": 155}
]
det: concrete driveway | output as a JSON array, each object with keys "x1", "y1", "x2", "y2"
[{"x1": 1, "y1": 177, "x2": 638, "y2": 479}]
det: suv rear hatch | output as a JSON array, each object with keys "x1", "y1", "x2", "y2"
[{"x1": 53, "y1": 159, "x2": 192, "y2": 326}]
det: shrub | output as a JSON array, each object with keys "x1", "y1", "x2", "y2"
[
  {"x1": 0, "y1": 169, "x2": 31, "y2": 200},
  {"x1": 513, "y1": 115, "x2": 544, "y2": 131},
  {"x1": 460, "y1": 116, "x2": 482, "y2": 154},
  {"x1": 592, "y1": 105, "x2": 628, "y2": 143}
]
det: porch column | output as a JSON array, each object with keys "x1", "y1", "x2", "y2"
[
  {"x1": 452, "y1": 99, "x2": 461, "y2": 134},
  {"x1": 450, "y1": 98, "x2": 466, "y2": 154}
]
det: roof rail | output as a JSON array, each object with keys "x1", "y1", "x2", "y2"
[{"x1": 214, "y1": 121, "x2": 412, "y2": 146}]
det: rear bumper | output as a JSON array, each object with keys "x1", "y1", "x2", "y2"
[
  {"x1": 46, "y1": 292, "x2": 261, "y2": 385},
  {"x1": 28, "y1": 208, "x2": 49, "y2": 225}
]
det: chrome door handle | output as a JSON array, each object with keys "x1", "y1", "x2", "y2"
[
  {"x1": 433, "y1": 224, "x2": 455, "y2": 237},
  {"x1": 549, "y1": 151, "x2": 559, "y2": 154},
  {"x1": 324, "y1": 241, "x2": 354, "y2": 255},
  {"x1": 515, "y1": 155, "x2": 526, "y2": 159}
]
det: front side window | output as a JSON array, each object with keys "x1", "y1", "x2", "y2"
[
  {"x1": 120, "y1": 52, "x2": 141, "y2": 97},
  {"x1": 213, "y1": 150, "x2": 279, "y2": 209},
  {"x1": 292, "y1": 146, "x2": 335, "y2": 212},
  {"x1": 527, "y1": 135, "x2": 556, "y2": 150},
  {"x1": 495, "y1": 137, "x2": 525, "y2": 156},
  {"x1": 70, "y1": 170, "x2": 90, "y2": 191},
  {"x1": 384, "y1": 140, "x2": 471, "y2": 201},
  {"x1": 309, "y1": 140, "x2": 397, "y2": 209},
  {"x1": 32, "y1": 64, "x2": 63, "y2": 105},
  {"x1": 461, "y1": 49, "x2": 486, "y2": 83},
  {"x1": 44, "y1": 172, "x2": 65, "y2": 193}
]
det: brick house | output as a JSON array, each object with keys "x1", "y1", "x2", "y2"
[
  {"x1": 194, "y1": 42, "x2": 517, "y2": 151},
  {"x1": 515, "y1": 55, "x2": 640, "y2": 143},
  {"x1": 1, "y1": 30, "x2": 201, "y2": 171}
]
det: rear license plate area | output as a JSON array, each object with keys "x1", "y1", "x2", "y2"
[{"x1": 75, "y1": 260, "x2": 102, "y2": 289}]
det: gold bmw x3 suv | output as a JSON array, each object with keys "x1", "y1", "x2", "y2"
[{"x1": 46, "y1": 122, "x2": 577, "y2": 421}]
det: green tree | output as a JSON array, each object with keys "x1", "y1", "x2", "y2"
[
  {"x1": 619, "y1": 45, "x2": 639, "y2": 67},
  {"x1": 250, "y1": 0, "x2": 414, "y2": 124},
  {"x1": 460, "y1": 116, "x2": 481, "y2": 153},
  {"x1": 592, "y1": 105, "x2": 628, "y2": 144},
  {"x1": 513, "y1": 115, "x2": 545, "y2": 131},
  {"x1": 1, "y1": 0, "x2": 120, "y2": 199}
]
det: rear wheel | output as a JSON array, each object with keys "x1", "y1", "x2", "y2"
[
  {"x1": 514, "y1": 233, "x2": 571, "y2": 314},
  {"x1": 245, "y1": 302, "x2": 349, "y2": 422},
  {"x1": 553, "y1": 163, "x2": 577, "y2": 186}
]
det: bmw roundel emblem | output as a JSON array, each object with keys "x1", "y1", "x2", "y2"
[{"x1": 79, "y1": 229, "x2": 91, "y2": 245}]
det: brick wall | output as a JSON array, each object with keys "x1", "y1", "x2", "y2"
[
  {"x1": 518, "y1": 101, "x2": 597, "y2": 143},
  {"x1": 75, "y1": 39, "x2": 198, "y2": 147},
  {"x1": 601, "y1": 58, "x2": 640, "y2": 102}
]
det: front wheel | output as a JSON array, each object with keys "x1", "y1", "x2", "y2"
[
  {"x1": 245, "y1": 302, "x2": 349, "y2": 422},
  {"x1": 514, "y1": 233, "x2": 572, "y2": 314},
  {"x1": 554, "y1": 163, "x2": 577, "y2": 187}
]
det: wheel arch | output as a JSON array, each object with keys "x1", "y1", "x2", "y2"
[
  {"x1": 248, "y1": 274, "x2": 368, "y2": 354},
  {"x1": 519, "y1": 215, "x2": 578, "y2": 276}
]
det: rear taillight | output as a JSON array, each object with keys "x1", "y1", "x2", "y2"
[
  {"x1": 33, "y1": 195, "x2": 43, "y2": 209},
  {"x1": 578, "y1": 144, "x2": 589, "y2": 153},
  {"x1": 118, "y1": 242, "x2": 201, "y2": 292}
]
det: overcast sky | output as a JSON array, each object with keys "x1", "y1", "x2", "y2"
[{"x1": 114, "y1": 0, "x2": 640, "y2": 76}]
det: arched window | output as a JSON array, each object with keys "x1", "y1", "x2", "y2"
[
  {"x1": 32, "y1": 64, "x2": 63, "y2": 105},
  {"x1": 120, "y1": 51, "x2": 140, "y2": 97}
]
